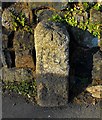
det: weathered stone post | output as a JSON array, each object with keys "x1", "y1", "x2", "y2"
[{"x1": 34, "y1": 21, "x2": 70, "y2": 107}]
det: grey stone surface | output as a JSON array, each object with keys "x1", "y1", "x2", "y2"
[
  {"x1": 90, "y1": 9, "x2": 102, "y2": 49},
  {"x1": 2, "y1": 50, "x2": 12, "y2": 68},
  {"x1": 2, "y1": 27, "x2": 14, "y2": 49},
  {"x1": 71, "y1": 27, "x2": 98, "y2": 48},
  {"x1": 2, "y1": 8, "x2": 15, "y2": 30},
  {"x1": 13, "y1": 29, "x2": 34, "y2": 51},
  {"x1": 92, "y1": 50, "x2": 102, "y2": 84},
  {"x1": 0, "y1": 58, "x2": 1, "y2": 70},
  {"x1": 36, "y1": 9, "x2": 55, "y2": 22},
  {"x1": 2, "y1": 68, "x2": 34, "y2": 82},
  {"x1": 100, "y1": 39, "x2": 102, "y2": 51},
  {"x1": 2, "y1": 26, "x2": 12, "y2": 36},
  {"x1": 34, "y1": 21, "x2": 70, "y2": 107},
  {"x1": 15, "y1": 50, "x2": 36, "y2": 71},
  {"x1": 1, "y1": 51, "x2": 8, "y2": 68},
  {"x1": 21, "y1": 7, "x2": 33, "y2": 24},
  {"x1": 28, "y1": 2, "x2": 68, "y2": 11},
  {"x1": 72, "y1": 10, "x2": 88, "y2": 23},
  {"x1": 2, "y1": 34, "x2": 8, "y2": 49},
  {"x1": 90, "y1": 9, "x2": 102, "y2": 24},
  {"x1": 2, "y1": 3, "x2": 33, "y2": 29}
]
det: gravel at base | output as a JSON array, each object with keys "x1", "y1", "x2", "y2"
[{"x1": 2, "y1": 92, "x2": 101, "y2": 118}]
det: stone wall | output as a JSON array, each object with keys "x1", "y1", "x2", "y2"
[
  {"x1": 1, "y1": 2, "x2": 102, "y2": 106},
  {"x1": 2, "y1": 2, "x2": 70, "y2": 107},
  {"x1": 90, "y1": 9, "x2": 102, "y2": 86}
]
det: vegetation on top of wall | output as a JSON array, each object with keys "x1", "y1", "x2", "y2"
[
  {"x1": 93, "y1": 3, "x2": 102, "y2": 11},
  {"x1": 49, "y1": 3, "x2": 101, "y2": 39},
  {"x1": 10, "y1": 11, "x2": 33, "y2": 33},
  {"x1": 82, "y1": 2, "x2": 90, "y2": 10}
]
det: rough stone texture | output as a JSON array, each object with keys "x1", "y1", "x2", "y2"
[
  {"x1": 2, "y1": 50, "x2": 12, "y2": 68},
  {"x1": 2, "y1": 9, "x2": 36, "y2": 79},
  {"x1": 86, "y1": 85, "x2": 102, "y2": 99},
  {"x1": 2, "y1": 8, "x2": 15, "y2": 30},
  {"x1": 100, "y1": 27, "x2": 102, "y2": 51},
  {"x1": 92, "y1": 50, "x2": 102, "y2": 85},
  {"x1": 90, "y1": 9, "x2": 102, "y2": 49},
  {"x1": 71, "y1": 27, "x2": 98, "y2": 48},
  {"x1": 2, "y1": 27, "x2": 14, "y2": 49},
  {"x1": 2, "y1": 34, "x2": 8, "y2": 49},
  {"x1": 12, "y1": 2, "x2": 33, "y2": 24},
  {"x1": 72, "y1": 10, "x2": 88, "y2": 23},
  {"x1": 0, "y1": 54, "x2": 2, "y2": 69},
  {"x1": 13, "y1": 29, "x2": 34, "y2": 51},
  {"x1": 90, "y1": 9, "x2": 102, "y2": 24},
  {"x1": 15, "y1": 50, "x2": 35, "y2": 71},
  {"x1": 36, "y1": 9, "x2": 55, "y2": 22},
  {"x1": 13, "y1": 29, "x2": 36, "y2": 77},
  {"x1": 1, "y1": 28, "x2": 15, "y2": 69},
  {"x1": 28, "y1": 2, "x2": 68, "y2": 11},
  {"x1": 21, "y1": 7, "x2": 33, "y2": 24},
  {"x1": 2, "y1": 68, "x2": 34, "y2": 82},
  {"x1": 2, "y1": 3, "x2": 33, "y2": 30},
  {"x1": 34, "y1": 21, "x2": 69, "y2": 106},
  {"x1": 100, "y1": 42, "x2": 102, "y2": 51},
  {"x1": 2, "y1": 26, "x2": 12, "y2": 36},
  {"x1": 1, "y1": 51, "x2": 7, "y2": 68}
]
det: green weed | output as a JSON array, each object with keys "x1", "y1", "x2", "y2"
[
  {"x1": 49, "y1": 4, "x2": 101, "y2": 39},
  {"x1": 11, "y1": 11, "x2": 33, "y2": 33},
  {"x1": 2, "y1": 80, "x2": 37, "y2": 101}
]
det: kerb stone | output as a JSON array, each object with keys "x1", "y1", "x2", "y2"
[{"x1": 34, "y1": 21, "x2": 69, "y2": 107}]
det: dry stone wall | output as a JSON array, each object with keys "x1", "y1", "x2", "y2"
[
  {"x1": 2, "y1": 27, "x2": 36, "y2": 81},
  {"x1": 1, "y1": 2, "x2": 102, "y2": 106},
  {"x1": 90, "y1": 9, "x2": 102, "y2": 86},
  {"x1": 1, "y1": 2, "x2": 70, "y2": 107},
  {"x1": 90, "y1": 9, "x2": 102, "y2": 49}
]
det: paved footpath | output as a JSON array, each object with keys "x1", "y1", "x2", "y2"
[{"x1": 2, "y1": 92, "x2": 101, "y2": 119}]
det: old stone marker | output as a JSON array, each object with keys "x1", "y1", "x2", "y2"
[{"x1": 34, "y1": 21, "x2": 70, "y2": 107}]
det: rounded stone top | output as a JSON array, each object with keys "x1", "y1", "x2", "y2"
[{"x1": 28, "y1": 2, "x2": 68, "y2": 11}]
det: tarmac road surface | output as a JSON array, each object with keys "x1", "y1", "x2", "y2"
[{"x1": 2, "y1": 92, "x2": 101, "y2": 119}]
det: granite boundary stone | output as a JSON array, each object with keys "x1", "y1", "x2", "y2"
[{"x1": 34, "y1": 21, "x2": 70, "y2": 106}]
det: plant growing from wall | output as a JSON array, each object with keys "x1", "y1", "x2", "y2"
[
  {"x1": 2, "y1": 80, "x2": 37, "y2": 102},
  {"x1": 49, "y1": 3, "x2": 101, "y2": 39},
  {"x1": 93, "y1": 3, "x2": 102, "y2": 11},
  {"x1": 10, "y1": 11, "x2": 33, "y2": 33}
]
